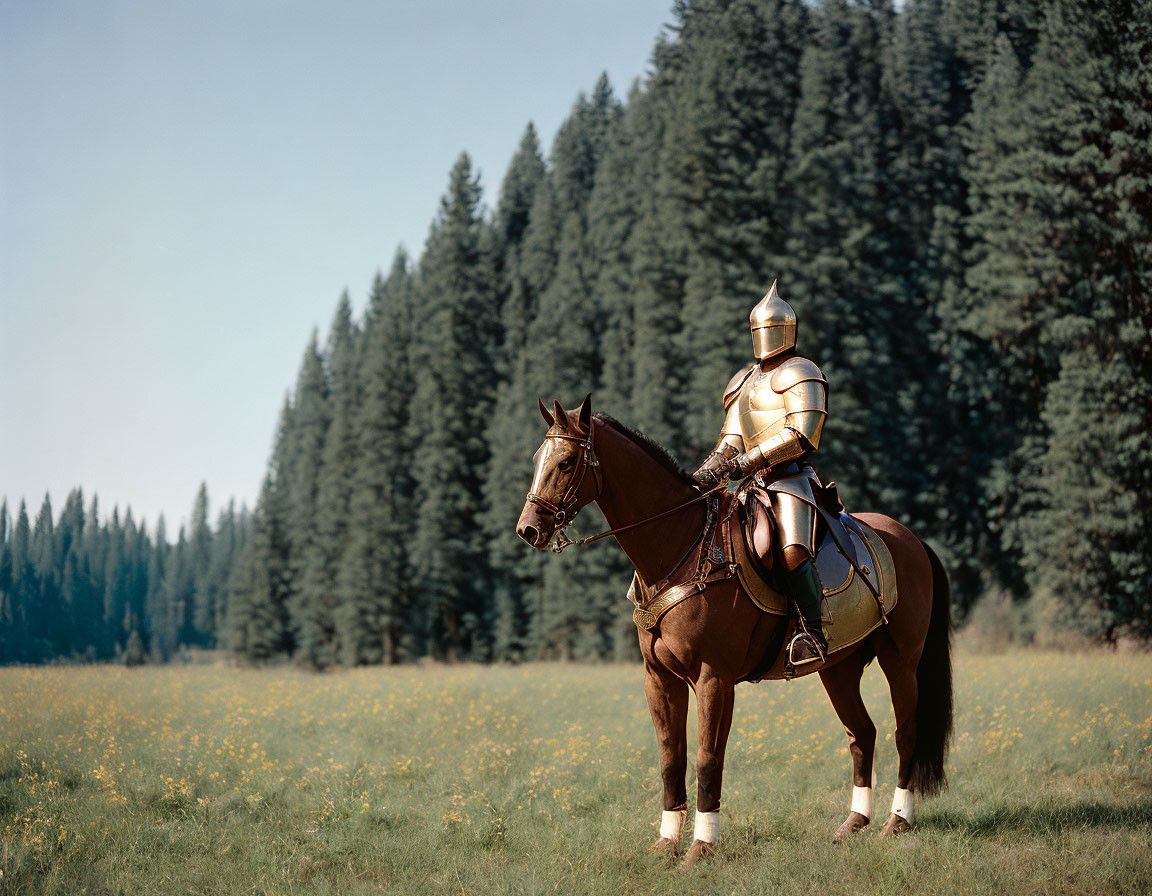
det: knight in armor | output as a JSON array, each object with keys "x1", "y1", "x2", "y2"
[{"x1": 695, "y1": 281, "x2": 829, "y2": 665}]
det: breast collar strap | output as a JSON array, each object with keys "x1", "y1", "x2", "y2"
[{"x1": 525, "y1": 427, "x2": 602, "y2": 527}]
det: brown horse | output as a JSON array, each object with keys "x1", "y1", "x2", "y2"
[{"x1": 516, "y1": 396, "x2": 952, "y2": 866}]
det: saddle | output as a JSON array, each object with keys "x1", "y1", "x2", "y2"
[{"x1": 729, "y1": 487, "x2": 898, "y2": 680}]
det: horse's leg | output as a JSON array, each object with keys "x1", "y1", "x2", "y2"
[
  {"x1": 876, "y1": 644, "x2": 919, "y2": 837},
  {"x1": 683, "y1": 666, "x2": 735, "y2": 868},
  {"x1": 643, "y1": 658, "x2": 689, "y2": 856},
  {"x1": 819, "y1": 650, "x2": 876, "y2": 841}
]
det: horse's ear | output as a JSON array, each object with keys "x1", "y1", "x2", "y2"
[
  {"x1": 538, "y1": 399, "x2": 555, "y2": 427},
  {"x1": 577, "y1": 393, "x2": 592, "y2": 432},
  {"x1": 553, "y1": 399, "x2": 567, "y2": 431}
]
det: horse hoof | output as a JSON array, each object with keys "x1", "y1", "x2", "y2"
[
  {"x1": 833, "y1": 811, "x2": 870, "y2": 843},
  {"x1": 879, "y1": 813, "x2": 912, "y2": 839},
  {"x1": 649, "y1": 837, "x2": 679, "y2": 857},
  {"x1": 681, "y1": 839, "x2": 716, "y2": 869}
]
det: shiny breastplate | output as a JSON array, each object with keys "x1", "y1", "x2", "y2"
[{"x1": 737, "y1": 369, "x2": 787, "y2": 450}]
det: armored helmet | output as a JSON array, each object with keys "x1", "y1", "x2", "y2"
[{"x1": 750, "y1": 280, "x2": 796, "y2": 360}]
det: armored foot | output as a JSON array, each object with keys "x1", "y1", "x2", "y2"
[
  {"x1": 681, "y1": 839, "x2": 716, "y2": 868},
  {"x1": 833, "y1": 811, "x2": 870, "y2": 842},
  {"x1": 788, "y1": 629, "x2": 828, "y2": 666},
  {"x1": 648, "y1": 837, "x2": 679, "y2": 857},
  {"x1": 879, "y1": 813, "x2": 912, "y2": 839}
]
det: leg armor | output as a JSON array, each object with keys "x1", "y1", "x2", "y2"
[
  {"x1": 768, "y1": 489, "x2": 826, "y2": 665},
  {"x1": 768, "y1": 489, "x2": 817, "y2": 558}
]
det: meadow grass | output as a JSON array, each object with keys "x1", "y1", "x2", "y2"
[{"x1": 2, "y1": 648, "x2": 1151, "y2": 895}]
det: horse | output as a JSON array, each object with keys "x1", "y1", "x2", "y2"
[{"x1": 516, "y1": 395, "x2": 952, "y2": 867}]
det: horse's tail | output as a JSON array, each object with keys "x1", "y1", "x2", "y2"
[{"x1": 910, "y1": 541, "x2": 953, "y2": 796}]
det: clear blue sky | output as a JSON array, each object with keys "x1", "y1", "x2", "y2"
[{"x1": 0, "y1": 0, "x2": 672, "y2": 532}]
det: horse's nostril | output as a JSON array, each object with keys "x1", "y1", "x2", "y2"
[{"x1": 518, "y1": 524, "x2": 540, "y2": 547}]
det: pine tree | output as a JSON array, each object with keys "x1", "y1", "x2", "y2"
[
  {"x1": 145, "y1": 515, "x2": 170, "y2": 660},
  {"x1": 189, "y1": 483, "x2": 215, "y2": 643},
  {"x1": 409, "y1": 154, "x2": 499, "y2": 659},
  {"x1": 227, "y1": 474, "x2": 294, "y2": 662},
  {"x1": 493, "y1": 124, "x2": 549, "y2": 368},
  {"x1": 482, "y1": 128, "x2": 551, "y2": 661},
  {"x1": 336, "y1": 254, "x2": 416, "y2": 665},
  {"x1": 163, "y1": 526, "x2": 195, "y2": 654},
  {"x1": 54, "y1": 489, "x2": 87, "y2": 657},
  {"x1": 522, "y1": 77, "x2": 621, "y2": 406},
  {"x1": 283, "y1": 335, "x2": 331, "y2": 661},
  {"x1": 121, "y1": 510, "x2": 150, "y2": 653},
  {"x1": 29, "y1": 495, "x2": 60, "y2": 661},
  {"x1": 207, "y1": 500, "x2": 244, "y2": 641},
  {"x1": 298, "y1": 295, "x2": 360, "y2": 667},
  {"x1": 226, "y1": 390, "x2": 299, "y2": 663},
  {"x1": 0, "y1": 501, "x2": 12, "y2": 662},
  {"x1": 4, "y1": 503, "x2": 33, "y2": 662}
]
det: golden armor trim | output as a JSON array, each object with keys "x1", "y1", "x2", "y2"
[{"x1": 759, "y1": 428, "x2": 805, "y2": 468}]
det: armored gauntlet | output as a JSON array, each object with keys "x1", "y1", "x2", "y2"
[{"x1": 694, "y1": 445, "x2": 738, "y2": 485}]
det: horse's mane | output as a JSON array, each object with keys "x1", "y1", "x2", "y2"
[{"x1": 592, "y1": 413, "x2": 699, "y2": 487}]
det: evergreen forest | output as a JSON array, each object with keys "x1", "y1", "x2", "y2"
[{"x1": 2, "y1": 0, "x2": 1149, "y2": 666}]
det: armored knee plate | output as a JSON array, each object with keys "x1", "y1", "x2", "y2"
[{"x1": 769, "y1": 483, "x2": 817, "y2": 556}]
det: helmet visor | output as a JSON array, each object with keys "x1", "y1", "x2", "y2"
[{"x1": 752, "y1": 322, "x2": 795, "y2": 360}]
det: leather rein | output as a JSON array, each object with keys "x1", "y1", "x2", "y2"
[{"x1": 525, "y1": 422, "x2": 729, "y2": 554}]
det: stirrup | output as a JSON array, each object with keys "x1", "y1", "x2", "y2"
[{"x1": 787, "y1": 629, "x2": 827, "y2": 666}]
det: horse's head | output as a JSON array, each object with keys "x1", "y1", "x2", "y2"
[{"x1": 516, "y1": 394, "x2": 599, "y2": 550}]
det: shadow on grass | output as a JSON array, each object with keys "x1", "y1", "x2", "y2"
[{"x1": 921, "y1": 799, "x2": 1152, "y2": 836}]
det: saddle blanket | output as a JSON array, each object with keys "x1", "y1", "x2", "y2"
[{"x1": 730, "y1": 512, "x2": 899, "y2": 663}]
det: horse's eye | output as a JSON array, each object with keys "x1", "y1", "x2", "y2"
[{"x1": 558, "y1": 458, "x2": 574, "y2": 471}]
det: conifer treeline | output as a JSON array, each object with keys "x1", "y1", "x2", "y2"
[
  {"x1": 0, "y1": 487, "x2": 246, "y2": 663},
  {"x1": 4, "y1": 0, "x2": 1148, "y2": 665},
  {"x1": 228, "y1": 0, "x2": 1150, "y2": 665}
]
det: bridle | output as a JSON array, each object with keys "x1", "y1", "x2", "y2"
[
  {"x1": 525, "y1": 420, "x2": 728, "y2": 553},
  {"x1": 525, "y1": 426, "x2": 602, "y2": 550}
]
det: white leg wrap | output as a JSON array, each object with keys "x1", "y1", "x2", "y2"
[
  {"x1": 891, "y1": 787, "x2": 914, "y2": 823},
  {"x1": 694, "y1": 810, "x2": 720, "y2": 843},
  {"x1": 659, "y1": 809, "x2": 685, "y2": 841},
  {"x1": 851, "y1": 785, "x2": 872, "y2": 819}
]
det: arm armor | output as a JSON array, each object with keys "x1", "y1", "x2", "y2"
[
  {"x1": 782, "y1": 380, "x2": 826, "y2": 449},
  {"x1": 771, "y1": 357, "x2": 827, "y2": 449},
  {"x1": 735, "y1": 358, "x2": 827, "y2": 477},
  {"x1": 733, "y1": 427, "x2": 806, "y2": 477}
]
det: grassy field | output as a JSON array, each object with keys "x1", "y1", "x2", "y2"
[{"x1": 2, "y1": 649, "x2": 1151, "y2": 895}]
